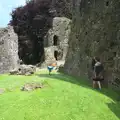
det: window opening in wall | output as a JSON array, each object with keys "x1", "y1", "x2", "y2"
[
  {"x1": 85, "y1": 32, "x2": 88, "y2": 35},
  {"x1": 113, "y1": 52, "x2": 117, "y2": 57},
  {"x1": 54, "y1": 51, "x2": 58, "y2": 60},
  {"x1": 0, "y1": 40, "x2": 4, "y2": 45},
  {"x1": 53, "y1": 35, "x2": 58, "y2": 46},
  {"x1": 106, "y1": 1, "x2": 109, "y2": 6}
]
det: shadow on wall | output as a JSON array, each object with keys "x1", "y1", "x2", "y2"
[{"x1": 107, "y1": 102, "x2": 120, "y2": 119}]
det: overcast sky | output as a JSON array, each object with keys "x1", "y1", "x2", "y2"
[{"x1": 0, "y1": 0, "x2": 26, "y2": 27}]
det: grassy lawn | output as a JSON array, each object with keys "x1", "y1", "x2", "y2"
[{"x1": 0, "y1": 70, "x2": 120, "y2": 120}]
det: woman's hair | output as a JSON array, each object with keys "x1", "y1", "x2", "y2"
[
  {"x1": 95, "y1": 57, "x2": 100, "y2": 62},
  {"x1": 91, "y1": 56, "x2": 100, "y2": 70},
  {"x1": 91, "y1": 58, "x2": 96, "y2": 70}
]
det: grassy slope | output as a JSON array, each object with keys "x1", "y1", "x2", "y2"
[{"x1": 0, "y1": 70, "x2": 120, "y2": 120}]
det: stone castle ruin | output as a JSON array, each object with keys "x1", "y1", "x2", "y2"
[
  {"x1": 0, "y1": 17, "x2": 71, "y2": 73},
  {"x1": 64, "y1": 0, "x2": 120, "y2": 90},
  {"x1": 0, "y1": 26, "x2": 19, "y2": 74},
  {"x1": 42, "y1": 17, "x2": 71, "y2": 66}
]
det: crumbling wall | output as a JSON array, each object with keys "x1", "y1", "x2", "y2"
[
  {"x1": 64, "y1": 0, "x2": 120, "y2": 90},
  {"x1": 44, "y1": 17, "x2": 71, "y2": 62},
  {"x1": 10, "y1": 0, "x2": 72, "y2": 65},
  {"x1": 0, "y1": 26, "x2": 19, "y2": 74}
]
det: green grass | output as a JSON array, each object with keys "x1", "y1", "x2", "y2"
[{"x1": 0, "y1": 70, "x2": 120, "y2": 120}]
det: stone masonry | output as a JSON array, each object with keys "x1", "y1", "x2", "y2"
[
  {"x1": 44, "y1": 17, "x2": 71, "y2": 64},
  {"x1": 0, "y1": 26, "x2": 19, "y2": 74},
  {"x1": 64, "y1": 0, "x2": 120, "y2": 90}
]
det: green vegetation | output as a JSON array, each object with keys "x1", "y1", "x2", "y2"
[
  {"x1": 0, "y1": 70, "x2": 120, "y2": 120},
  {"x1": 10, "y1": 0, "x2": 71, "y2": 64}
]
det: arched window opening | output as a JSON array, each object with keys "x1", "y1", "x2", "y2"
[{"x1": 53, "y1": 35, "x2": 59, "y2": 46}]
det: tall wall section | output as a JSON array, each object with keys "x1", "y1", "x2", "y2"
[
  {"x1": 64, "y1": 0, "x2": 120, "y2": 90},
  {"x1": 0, "y1": 26, "x2": 19, "y2": 74}
]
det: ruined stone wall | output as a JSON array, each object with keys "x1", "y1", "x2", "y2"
[
  {"x1": 44, "y1": 17, "x2": 71, "y2": 61},
  {"x1": 64, "y1": 0, "x2": 120, "y2": 90},
  {"x1": 0, "y1": 26, "x2": 19, "y2": 74}
]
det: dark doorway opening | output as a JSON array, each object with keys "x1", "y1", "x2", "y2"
[
  {"x1": 106, "y1": 1, "x2": 109, "y2": 6},
  {"x1": 53, "y1": 35, "x2": 58, "y2": 46},
  {"x1": 54, "y1": 51, "x2": 58, "y2": 60}
]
